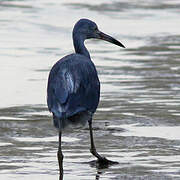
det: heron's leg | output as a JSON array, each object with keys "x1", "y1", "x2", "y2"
[
  {"x1": 88, "y1": 119, "x2": 119, "y2": 166},
  {"x1": 57, "y1": 131, "x2": 63, "y2": 180},
  {"x1": 88, "y1": 119, "x2": 106, "y2": 161}
]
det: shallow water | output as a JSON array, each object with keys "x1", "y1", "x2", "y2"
[{"x1": 0, "y1": 0, "x2": 180, "y2": 179}]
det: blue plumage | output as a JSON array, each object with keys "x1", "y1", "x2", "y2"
[
  {"x1": 47, "y1": 53, "x2": 100, "y2": 129},
  {"x1": 47, "y1": 19, "x2": 125, "y2": 170},
  {"x1": 47, "y1": 19, "x2": 125, "y2": 130}
]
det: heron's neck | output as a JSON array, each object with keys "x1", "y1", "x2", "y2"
[{"x1": 73, "y1": 34, "x2": 90, "y2": 59}]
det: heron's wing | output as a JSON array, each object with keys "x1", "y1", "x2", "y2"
[
  {"x1": 47, "y1": 55, "x2": 100, "y2": 118},
  {"x1": 47, "y1": 69, "x2": 75, "y2": 112},
  {"x1": 54, "y1": 70, "x2": 76, "y2": 104}
]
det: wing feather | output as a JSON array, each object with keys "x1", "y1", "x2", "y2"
[
  {"x1": 54, "y1": 71, "x2": 74, "y2": 104},
  {"x1": 47, "y1": 54, "x2": 100, "y2": 119}
]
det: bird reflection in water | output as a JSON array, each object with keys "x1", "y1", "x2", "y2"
[
  {"x1": 58, "y1": 158, "x2": 117, "y2": 180},
  {"x1": 47, "y1": 19, "x2": 125, "y2": 179}
]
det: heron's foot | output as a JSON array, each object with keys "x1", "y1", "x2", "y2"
[
  {"x1": 90, "y1": 148, "x2": 118, "y2": 168},
  {"x1": 88, "y1": 157, "x2": 118, "y2": 169},
  {"x1": 95, "y1": 156, "x2": 119, "y2": 169},
  {"x1": 97, "y1": 156, "x2": 118, "y2": 165}
]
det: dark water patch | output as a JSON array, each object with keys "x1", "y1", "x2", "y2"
[
  {"x1": 65, "y1": 1, "x2": 180, "y2": 12},
  {"x1": 0, "y1": 1, "x2": 33, "y2": 9},
  {"x1": 64, "y1": 1, "x2": 180, "y2": 20}
]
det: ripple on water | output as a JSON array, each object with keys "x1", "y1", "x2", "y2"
[
  {"x1": 0, "y1": 116, "x2": 26, "y2": 121},
  {"x1": 0, "y1": 142, "x2": 12, "y2": 146},
  {"x1": 111, "y1": 124, "x2": 180, "y2": 140},
  {"x1": 15, "y1": 136, "x2": 80, "y2": 143}
]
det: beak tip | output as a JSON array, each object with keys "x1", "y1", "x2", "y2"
[
  {"x1": 98, "y1": 31, "x2": 126, "y2": 49},
  {"x1": 119, "y1": 43, "x2": 125, "y2": 48}
]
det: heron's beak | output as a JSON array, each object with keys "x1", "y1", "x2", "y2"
[{"x1": 96, "y1": 30, "x2": 125, "y2": 48}]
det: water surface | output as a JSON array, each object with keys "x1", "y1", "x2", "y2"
[{"x1": 0, "y1": 0, "x2": 180, "y2": 179}]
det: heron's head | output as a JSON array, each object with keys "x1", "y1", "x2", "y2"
[{"x1": 73, "y1": 18, "x2": 125, "y2": 48}]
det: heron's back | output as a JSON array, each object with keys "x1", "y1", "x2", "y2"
[{"x1": 47, "y1": 54, "x2": 100, "y2": 129}]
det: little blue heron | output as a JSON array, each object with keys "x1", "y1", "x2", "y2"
[{"x1": 47, "y1": 19, "x2": 125, "y2": 175}]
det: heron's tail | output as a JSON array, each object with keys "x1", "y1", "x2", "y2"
[
  {"x1": 52, "y1": 111, "x2": 92, "y2": 130},
  {"x1": 53, "y1": 113, "x2": 64, "y2": 130}
]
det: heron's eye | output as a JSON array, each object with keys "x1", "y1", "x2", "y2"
[{"x1": 94, "y1": 27, "x2": 98, "y2": 31}]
